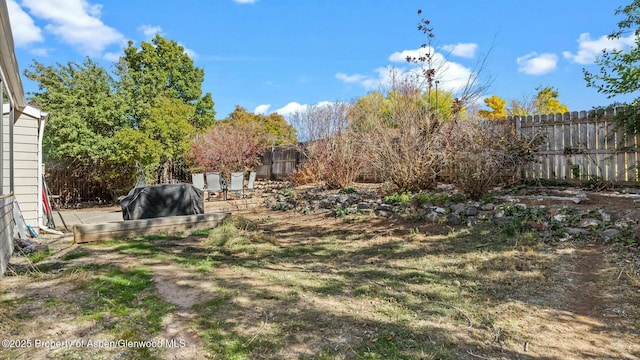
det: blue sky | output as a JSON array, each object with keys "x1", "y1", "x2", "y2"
[{"x1": 6, "y1": 0, "x2": 639, "y2": 119}]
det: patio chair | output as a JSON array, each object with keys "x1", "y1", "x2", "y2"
[
  {"x1": 246, "y1": 171, "x2": 256, "y2": 197},
  {"x1": 228, "y1": 172, "x2": 245, "y2": 199},
  {"x1": 191, "y1": 173, "x2": 205, "y2": 191},
  {"x1": 205, "y1": 172, "x2": 226, "y2": 200}
]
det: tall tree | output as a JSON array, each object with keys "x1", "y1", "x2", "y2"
[
  {"x1": 222, "y1": 106, "x2": 297, "y2": 145},
  {"x1": 534, "y1": 86, "x2": 570, "y2": 114},
  {"x1": 584, "y1": 0, "x2": 640, "y2": 96},
  {"x1": 478, "y1": 94, "x2": 507, "y2": 119},
  {"x1": 189, "y1": 122, "x2": 268, "y2": 175},
  {"x1": 114, "y1": 96, "x2": 195, "y2": 182},
  {"x1": 349, "y1": 87, "x2": 459, "y2": 133},
  {"x1": 508, "y1": 87, "x2": 569, "y2": 116},
  {"x1": 118, "y1": 34, "x2": 216, "y2": 130},
  {"x1": 584, "y1": 1, "x2": 640, "y2": 135},
  {"x1": 117, "y1": 34, "x2": 217, "y2": 180},
  {"x1": 24, "y1": 58, "x2": 128, "y2": 165}
]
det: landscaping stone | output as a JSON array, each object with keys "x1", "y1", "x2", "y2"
[
  {"x1": 478, "y1": 211, "x2": 493, "y2": 220},
  {"x1": 465, "y1": 207, "x2": 479, "y2": 216},
  {"x1": 600, "y1": 228, "x2": 622, "y2": 240},
  {"x1": 481, "y1": 203, "x2": 495, "y2": 211},
  {"x1": 467, "y1": 216, "x2": 481, "y2": 227},
  {"x1": 493, "y1": 216, "x2": 513, "y2": 226},
  {"x1": 553, "y1": 214, "x2": 568, "y2": 222},
  {"x1": 261, "y1": 184, "x2": 640, "y2": 248},
  {"x1": 624, "y1": 209, "x2": 640, "y2": 223},
  {"x1": 565, "y1": 227, "x2": 590, "y2": 235},
  {"x1": 376, "y1": 204, "x2": 394, "y2": 212},
  {"x1": 433, "y1": 206, "x2": 447, "y2": 214},
  {"x1": 598, "y1": 209, "x2": 613, "y2": 223},
  {"x1": 375, "y1": 209, "x2": 392, "y2": 218},
  {"x1": 450, "y1": 203, "x2": 466, "y2": 213},
  {"x1": 446, "y1": 213, "x2": 462, "y2": 225},
  {"x1": 357, "y1": 202, "x2": 373, "y2": 210},
  {"x1": 426, "y1": 211, "x2": 441, "y2": 222},
  {"x1": 633, "y1": 224, "x2": 640, "y2": 241},
  {"x1": 614, "y1": 219, "x2": 629, "y2": 229},
  {"x1": 579, "y1": 218, "x2": 602, "y2": 229}
]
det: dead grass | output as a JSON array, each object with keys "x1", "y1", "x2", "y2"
[{"x1": 1, "y1": 207, "x2": 639, "y2": 359}]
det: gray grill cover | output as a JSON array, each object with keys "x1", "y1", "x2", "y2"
[{"x1": 119, "y1": 184, "x2": 204, "y2": 220}]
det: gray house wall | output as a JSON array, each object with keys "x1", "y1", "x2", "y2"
[
  {"x1": 1, "y1": 0, "x2": 31, "y2": 277},
  {"x1": 2, "y1": 106, "x2": 42, "y2": 227}
]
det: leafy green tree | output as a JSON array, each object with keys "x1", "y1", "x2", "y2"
[
  {"x1": 221, "y1": 106, "x2": 297, "y2": 145},
  {"x1": 117, "y1": 34, "x2": 217, "y2": 181},
  {"x1": 584, "y1": 1, "x2": 640, "y2": 135},
  {"x1": 584, "y1": 0, "x2": 640, "y2": 96},
  {"x1": 24, "y1": 58, "x2": 128, "y2": 165},
  {"x1": 118, "y1": 34, "x2": 216, "y2": 130}
]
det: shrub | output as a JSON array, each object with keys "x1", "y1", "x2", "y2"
[
  {"x1": 384, "y1": 192, "x2": 412, "y2": 206},
  {"x1": 291, "y1": 102, "x2": 365, "y2": 189},
  {"x1": 414, "y1": 191, "x2": 466, "y2": 206},
  {"x1": 339, "y1": 186, "x2": 357, "y2": 194},
  {"x1": 442, "y1": 119, "x2": 544, "y2": 200},
  {"x1": 189, "y1": 122, "x2": 269, "y2": 176},
  {"x1": 352, "y1": 78, "x2": 445, "y2": 192},
  {"x1": 289, "y1": 162, "x2": 321, "y2": 186}
]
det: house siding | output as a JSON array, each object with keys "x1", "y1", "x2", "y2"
[
  {"x1": 0, "y1": 195, "x2": 13, "y2": 276},
  {"x1": 2, "y1": 111, "x2": 39, "y2": 227}
]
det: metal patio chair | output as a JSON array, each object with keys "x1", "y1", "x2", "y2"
[
  {"x1": 205, "y1": 172, "x2": 226, "y2": 200},
  {"x1": 228, "y1": 172, "x2": 245, "y2": 199}
]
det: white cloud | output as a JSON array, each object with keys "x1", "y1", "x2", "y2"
[
  {"x1": 562, "y1": 32, "x2": 635, "y2": 65},
  {"x1": 254, "y1": 104, "x2": 271, "y2": 114},
  {"x1": 6, "y1": 0, "x2": 43, "y2": 46},
  {"x1": 103, "y1": 51, "x2": 121, "y2": 62},
  {"x1": 274, "y1": 102, "x2": 308, "y2": 116},
  {"x1": 179, "y1": 43, "x2": 197, "y2": 59},
  {"x1": 29, "y1": 48, "x2": 48, "y2": 57},
  {"x1": 441, "y1": 43, "x2": 478, "y2": 58},
  {"x1": 388, "y1": 47, "x2": 436, "y2": 63},
  {"x1": 516, "y1": 52, "x2": 558, "y2": 75},
  {"x1": 233, "y1": 0, "x2": 257, "y2": 4},
  {"x1": 338, "y1": 47, "x2": 475, "y2": 93},
  {"x1": 139, "y1": 25, "x2": 162, "y2": 39},
  {"x1": 335, "y1": 72, "x2": 367, "y2": 83},
  {"x1": 21, "y1": 0, "x2": 124, "y2": 56}
]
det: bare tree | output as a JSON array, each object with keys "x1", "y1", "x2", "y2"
[
  {"x1": 289, "y1": 102, "x2": 364, "y2": 188},
  {"x1": 406, "y1": 9, "x2": 494, "y2": 122},
  {"x1": 352, "y1": 75, "x2": 445, "y2": 191}
]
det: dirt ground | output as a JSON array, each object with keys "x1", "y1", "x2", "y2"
[{"x1": 1, "y1": 185, "x2": 640, "y2": 359}]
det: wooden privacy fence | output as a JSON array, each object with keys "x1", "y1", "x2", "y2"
[
  {"x1": 512, "y1": 109, "x2": 639, "y2": 184},
  {"x1": 45, "y1": 162, "x2": 192, "y2": 206},
  {"x1": 256, "y1": 145, "x2": 304, "y2": 179}
]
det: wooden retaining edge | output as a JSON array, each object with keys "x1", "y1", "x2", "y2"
[{"x1": 73, "y1": 212, "x2": 230, "y2": 244}]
